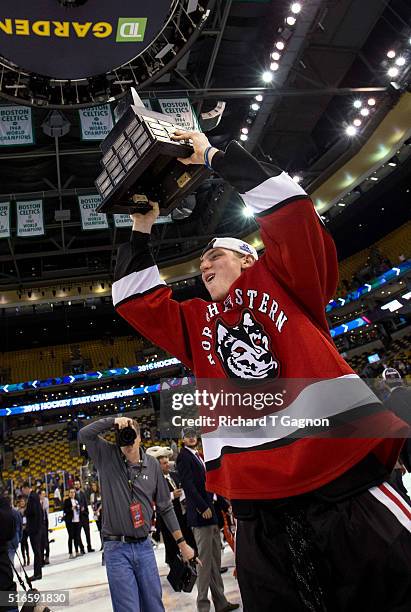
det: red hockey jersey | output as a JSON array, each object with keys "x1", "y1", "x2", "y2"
[{"x1": 113, "y1": 141, "x2": 404, "y2": 500}]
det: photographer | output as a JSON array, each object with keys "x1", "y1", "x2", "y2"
[{"x1": 79, "y1": 416, "x2": 198, "y2": 612}]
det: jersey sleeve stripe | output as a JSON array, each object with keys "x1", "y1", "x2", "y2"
[
  {"x1": 241, "y1": 171, "x2": 308, "y2": 215},
  {"x1": 112, "y1": 266, "x2": 165, "y2": 307}
]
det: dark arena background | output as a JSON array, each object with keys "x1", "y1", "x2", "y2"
[{"x1": 0, "y1": 1, "x2": 410, "y2": 611}]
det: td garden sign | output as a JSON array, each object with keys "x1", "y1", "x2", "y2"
[{"x1": 0, "y1": 0, "x2": 173, "y2": 79}]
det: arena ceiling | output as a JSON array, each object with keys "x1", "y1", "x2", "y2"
[{"x1": 0, "y1": 0, "x2": 410, "y2": 342}]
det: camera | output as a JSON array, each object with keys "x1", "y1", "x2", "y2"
[{"x1": 115, "y1": 424, "x2": 137, "y2": 447}]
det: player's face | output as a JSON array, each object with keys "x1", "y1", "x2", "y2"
[{"x1": 200, "y1": 248, "x2": 245, "y2": 301}]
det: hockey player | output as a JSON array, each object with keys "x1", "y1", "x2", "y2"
[{"x1": 112, "y1": 130, "x2": 411, "y2": 611}]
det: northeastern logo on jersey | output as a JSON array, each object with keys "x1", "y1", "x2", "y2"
[{"x1": 215, "y1": 310, "x2": 279, "y2": 380}]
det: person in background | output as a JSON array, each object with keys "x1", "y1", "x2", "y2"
[
  {"x1": 63, "y1": 489, "x2": 83, "y2": 559},
  {"x1": 39, "y1": 490, "x2": 50, "y2": 566},
  {"x1": 0, "y1": 492, "x2": 17, "y2": 612},
  {"x1": 90, "y1": 482, "x2": 103, "y2": 551},
  {"x1": 7, "y1": 499, "x2": 22, "y2": 568},
  {"x1": 177, "y1": 429, "x2": 238, "y2": 612},
  {"x1": 17, "y1": 498, "x2": 30, "y2": 567},
  {"x1": 74, "y1": 480, "x2": 94, "y2": 553},
  {"x1": 21, "y1": 482, "x2": 43, "y2": 581},
  {"x1": 53, "y1": 485, "x2": 62, "y2": 511}
]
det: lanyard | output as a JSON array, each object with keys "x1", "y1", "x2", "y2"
[{"x1": 121, "y1": 453, "x2": 143, "y2": 503}]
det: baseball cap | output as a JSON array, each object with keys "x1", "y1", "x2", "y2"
[
  {"x1": 382, "y1": 368, "x2": 402, "y2": 383},
  {"x1": 146, "y1": 446, "x2": 173, "y2": 459},
  {"x1": 201, "y1": 237, "x2": 258, "y2": 261},
  {"x1": 181, "y1": 427, "x2": 197, "y2": 439}
]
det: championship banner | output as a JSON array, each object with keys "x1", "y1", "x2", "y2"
[
  {"x1": 113, "y1": 213, "x2": 132, "y2": 228},
  {"x1": 158, "y1": 98, "x2": 201, "y2": 131},
  {"x1": 0, "y1": 201, "x2": 10, "y2": 238},
  {"x1": 113, "y1": 213, "x2": 171, "y2": 228},
  {"x1": 16, "y1": 200, "x2": 44, "y2": 237},
  {"x1": 0, "y1": 106, "x2": 34, "y2": 146},
  {"x1": 78, "y1": 195, "x2": 108, "y2": 230},
  {"x1": 79, "y1": 104, "x2": 114, "y2": 141}
]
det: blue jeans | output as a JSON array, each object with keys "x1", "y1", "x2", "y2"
[{"x1": 104, "y1": 539, "x2": 164, "y2": 612}]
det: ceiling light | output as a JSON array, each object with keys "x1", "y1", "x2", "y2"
[
  {"x1": 387, "y1": 66, "x2": 399, "y2": 78},
  {"x1": 345, "y1": 125, "x2": 357, "y2": 136},
  {"x1": 292, "y1": 175, "x2": 301, "y2": 183},
  {"x1": 275, "y1": 41, "x2": 285, "y2": 50},
  {"x1": 291, "y1": 2, "x2": 302, "y2": 13},
  {"x1": 388, "y1": 160, "x2": 397, "y2": 167},
  {"x1": 360, "y1": 107, "x2": 369, "y2": 117},
  {"x1": 370, "y1": 176, "x2": 378, "y2": 181},
  {"x1": 241, "y1": 127, "x2": 249, "y2": 134},
  {"x1": 255, "y1": 94, "x2": 263, "y2": 102},
  {"x1": 240, "y1": 134, "x2": 248, "y2": 141},
  {"x1": 270, "y1": 62, "x2": 279, "y2": 71},
  {"x1": 353, "y1": 99, "x2": 362, "y2": 109},
  {"x1": 367, "y1": 98, "x2": 376, "y2": 106},
  {"x1": 271, "y1": 51, "x2": 281, "y2": 61},
  {"x1": 261, "y1": 71, "x2": 273, "y2": 83},
  {"x1": 386, "y1": 50, "x2": 396, "y2": 59},
  {"x1": 251, "y1": 103, "x2": 260, "y2": 111},
  {"x1": 243, "y1": 206, "x2": 253, "y2": 217},
  {"x1": 353, "y1": 118, "x2": 362, "y2": 127},
  {"x1": 395, "y1": 56, "x2": 406, "y2": 66},
  {"x1": 286, "y1": 16, "x2": 296, "y2": 26}
]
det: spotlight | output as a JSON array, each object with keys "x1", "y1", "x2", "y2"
[
  {"x1": 395, "y1": 57, "x2": 406, "y2": 66},
  {"x1": 353, "y1": 99, "x2": 362, "y2": 109},
  {"x1": 360, "y1": 107, "x2": 369, "y2": 117},
  {"x1": 240, "y1": 134, "x2": 248, "y2": 141},
  {"x1": 370, "y1": 176, "x2": 378, "y2": 181},
  {"x1": 286, "y1": 16, "x2": 296, "y2": 26},
  {"x1": 243, "y1": 206, "x2": 253, "y2": 217},
  {"x1": 251, "y1": 103, "x2": 260, "y2": 111},
  {"x1": 255, "y1": 94, "x2": 263, "y2": 102},
  {"x1": 275, "y1": 40, "x2": 285, "y2": 50},
  {"x1": 271, "y1": 51, "x2": 281, "y2": 61},
  {"x1": 262, "y1": 71, "x2": 273, "y2": 83},
  {"x1": 353, "y1": 118, "x2": 362, "y2": 127},
  {"x1": 270, "y1": 62, "x2": 279, "y2": 71},
  {"x1": 367, "y1": 98, "x2": 376, "y2": 106},
  {"x1": 292, "y1": 175, "x2": 301, "y2": 183},
  {"x1": 291, "y1": 2, "x2": 302, "y2": 14},
  {"x1": 241, "y1": 127, "x2": 249, "y2": 134},
  {"x1": 345, "y1": 125, "x2": 357, "y2": 136},
  {"x1": 386, "y1": 50, "x2": 396, "y2": 59},
  {"x1": 387, "y1": 66, "x2": 399, "y2": 78}
]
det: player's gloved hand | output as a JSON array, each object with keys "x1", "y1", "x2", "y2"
[{"x1": 172, "y1": 130, "x2": 219, "y2": 166}]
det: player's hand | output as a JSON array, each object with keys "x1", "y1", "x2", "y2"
[
  {"x1": 179, "y1": 541, "x2": 202, "y2": 566},
  {"x1": 130, "y1": 200, "x2": 159, "y2": 234},
  {"x1": 202, "y1": 507, "x2": 213, "y2": 519},
  {"x1": 171, "y1": 129, "x2": 218, "y2": 166},
  {"x1": 114, "y1": 417, "x2": 133, "y2": 429},
  {"x1": 173, "y1": 488, "x2": 183, "y2": 499}
]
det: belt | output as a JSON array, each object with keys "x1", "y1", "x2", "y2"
[{"x1": 103, "y1": 535, "x2": 147, "y2": 543}]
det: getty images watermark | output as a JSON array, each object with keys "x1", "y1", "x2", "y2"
[{"x1": 159, "y1": 377, "x2": 410, "y2": 439}]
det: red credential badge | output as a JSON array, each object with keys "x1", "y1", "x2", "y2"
[{"x1": 130, "y1": 502, "x2": 145, "y2": 529}]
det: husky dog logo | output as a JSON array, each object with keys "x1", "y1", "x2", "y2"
[{"x1": 215, "y1": 310, "x2": 279, "y2": 379}]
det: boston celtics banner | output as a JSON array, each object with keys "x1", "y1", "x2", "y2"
[
  {"x1": 0, "y1": 201, "x2": 10, "y2": 238},
  {"x1": 0, "y1": 106, "x2": 34, "y2": 146},
  {"x1": 79, "y1": 104, "x2": 114, "y2": 141},
  {"x1": 16, "y1": 200, "x2": 44, "y2": 237},
  {"x1": 158, "y1": 98, "x2": 201, "y2": 131},
  {"x1": 78, "y1": 195, "x2": 108, "y2": 230}
]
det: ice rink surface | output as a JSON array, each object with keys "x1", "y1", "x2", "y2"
[{"x1": 13, "y1": 521, "x2": 242, "y2": 612}]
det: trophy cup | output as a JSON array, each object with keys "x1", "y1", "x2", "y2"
[{"x1": 95, "y1": 89, "x2": 210, "y2": 215}]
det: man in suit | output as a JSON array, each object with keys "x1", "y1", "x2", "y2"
[
  {"x1": 176, "y1": 428, "x2": 238, "y2": 612},
  {"x1": 147, "y1": 446, "x2": 196, "y2": 565},
  {"x1": 21, "y1": 482, "x2": 43, "y2": 581},
  {"x1": 74, "y1": 480, "x2": 94, "y2": 553}
]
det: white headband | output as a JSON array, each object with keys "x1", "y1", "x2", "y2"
[{"x1": 201, "y1": 237, "x2": 258, "y2": 261}]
